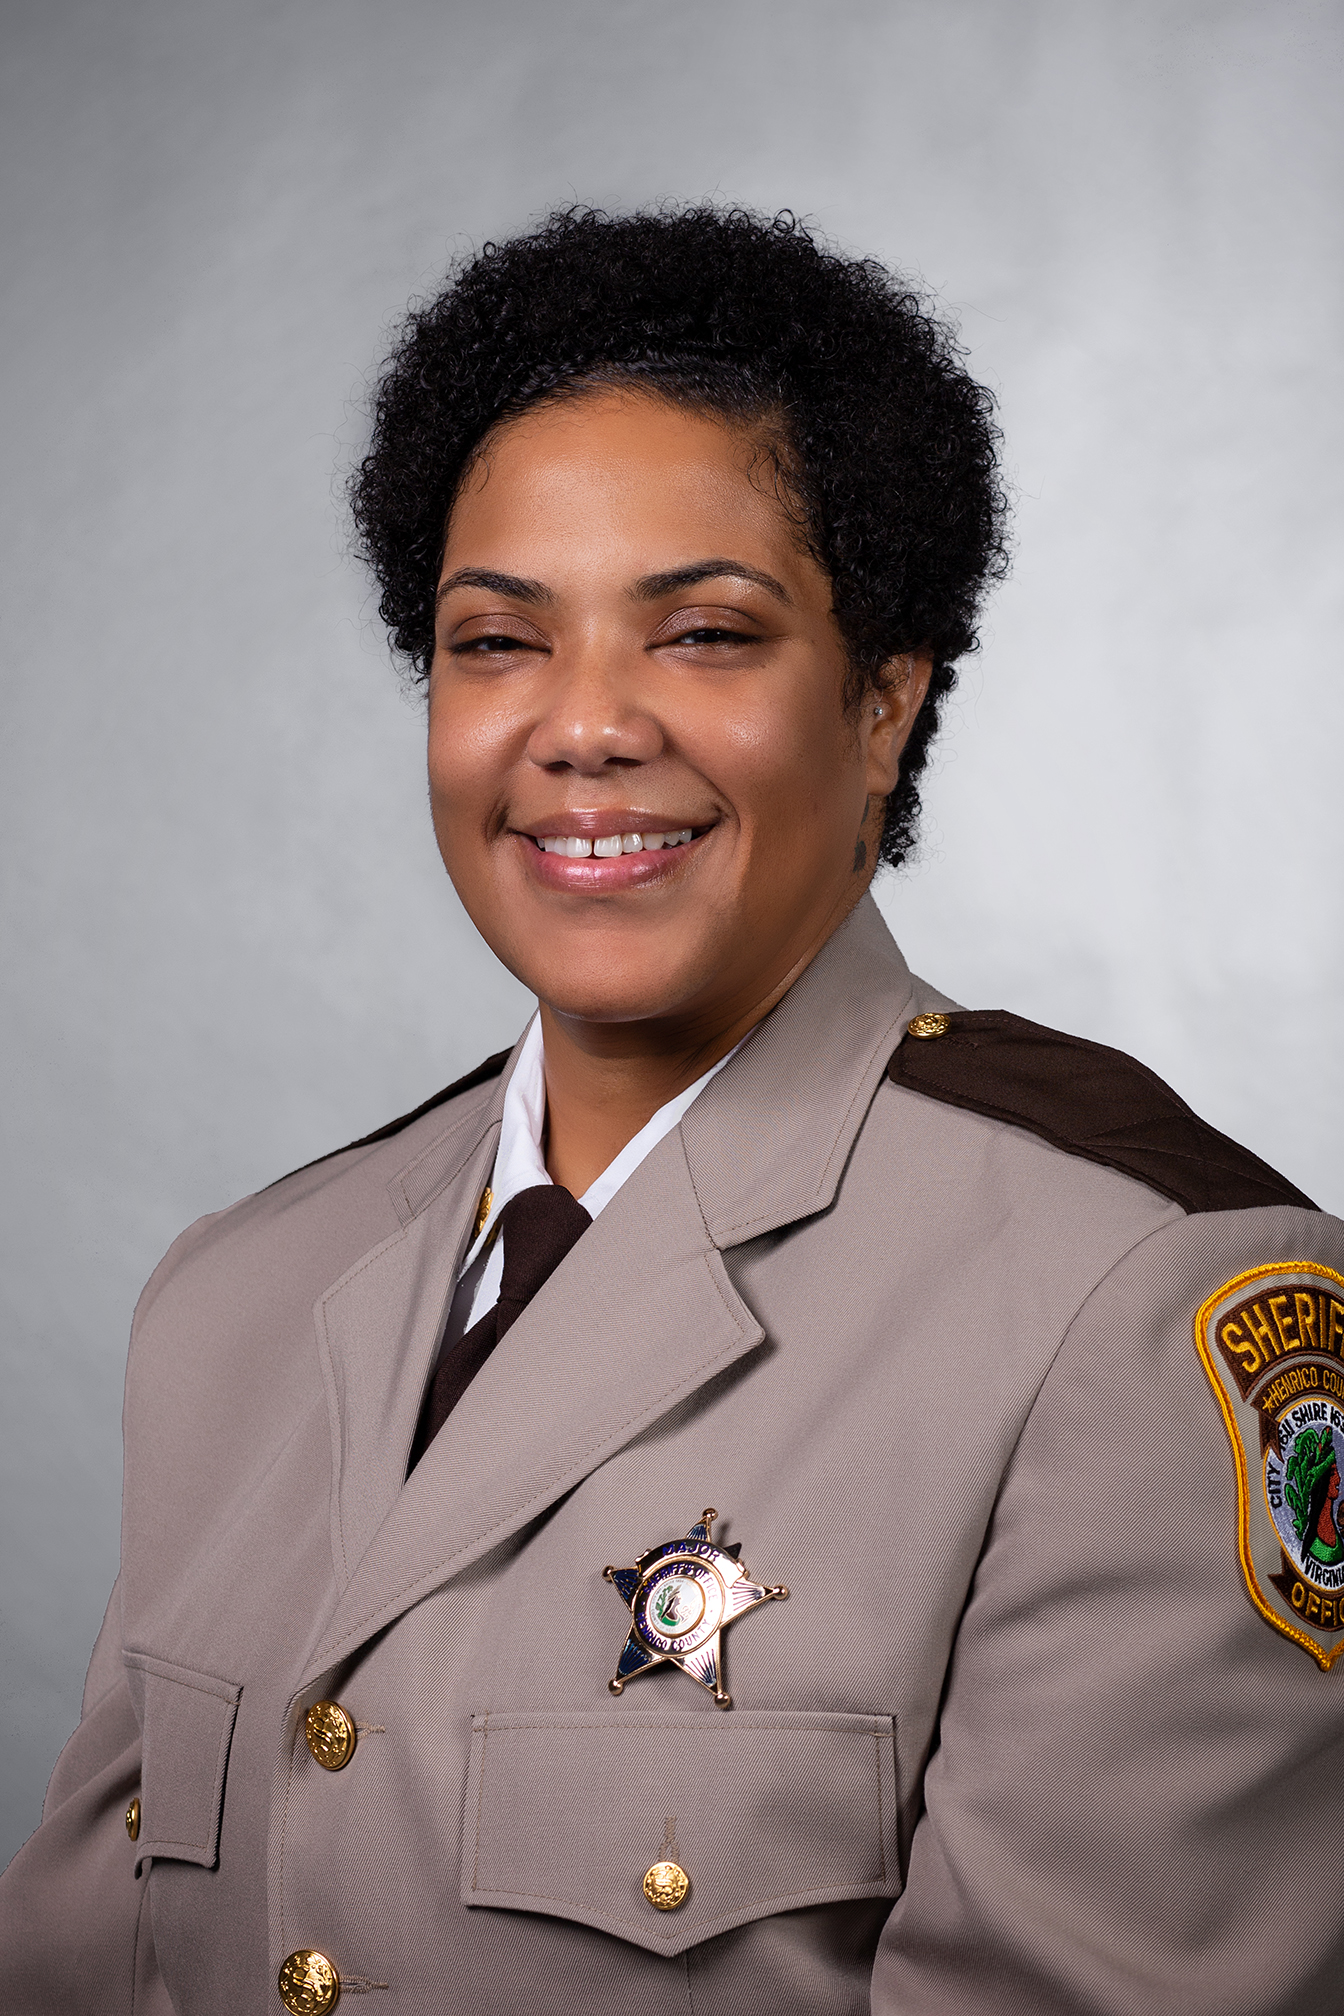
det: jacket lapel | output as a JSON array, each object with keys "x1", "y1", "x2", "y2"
[
  {"x1": 300, "y1": 896, "x2": 923, "y2": 1689},
  {"x1": 314, "y1": 1115, "x2": 501, "y2": 1596},
  {"x1": 301, "y1": 1121, "x2": 762, "y2": 1687},
  {"x1": 680, "y1": 894, "x2": 917, "y2": 1244}
]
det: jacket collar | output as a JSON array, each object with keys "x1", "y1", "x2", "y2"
[
  {"x1": 681, "y1": 893, "x2": 915, "y2": 1248},
  {"x1": 298, "y1": 894, "x2": 918, "y2": 1691}
]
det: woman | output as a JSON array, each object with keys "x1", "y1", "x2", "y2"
[{"x1": 3, "y1": 207, "x2": 1340, "y2": 2015}]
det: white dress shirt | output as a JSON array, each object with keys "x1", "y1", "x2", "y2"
[{"x1": 441, "y1": 1017, "x2": 737, "y2": 1349}]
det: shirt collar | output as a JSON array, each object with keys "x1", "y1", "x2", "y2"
[{"x1": 458, "y1": 1015, "x2": 738, "y2": 1275}]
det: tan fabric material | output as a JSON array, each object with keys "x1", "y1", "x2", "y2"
[
  {"x1": 2, "y1": 894, "x2": 1340, "y2": 2014},
  {"x1": 463, "y1": 1709, "x2": 899, "y2": 1954}
]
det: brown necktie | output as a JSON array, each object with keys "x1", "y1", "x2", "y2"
[{"x1": 407, "y1": 1183, "x2": 591, "y2": 1473}]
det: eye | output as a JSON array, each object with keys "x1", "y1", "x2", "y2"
[
  {"x1": 449, "y1": 629, "x2": 546, "y2": 657},
  {"x1": 662, "y1": 623, "x2": 759, "y2": 648},
  {"x1": 650, "y1": 598, "x2": 771, "y2": 651}
]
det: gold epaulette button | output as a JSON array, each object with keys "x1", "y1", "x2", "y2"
[{"x1": 907, "y1": 1012, "x2": 951, "y2": 1039}]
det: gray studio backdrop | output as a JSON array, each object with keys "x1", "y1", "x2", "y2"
[{"x1": 2, "y1": 0, "x2": 1340, "y2": 1865}]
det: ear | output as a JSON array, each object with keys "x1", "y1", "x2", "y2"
[{"x1": 862, "y1": 654, "x2": 934, "y2": 797}]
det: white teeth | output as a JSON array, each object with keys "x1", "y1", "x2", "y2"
[{"x1": 535, "y1": 828, "x2": 697, "y2": 855}]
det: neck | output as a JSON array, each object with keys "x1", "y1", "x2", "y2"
[
  {"x1": 537, "y1": 1016, "x2": 728, "y2": 1197},
  {"x1": 539, "y1": 885, "x2": 868, "y2": 1197}
]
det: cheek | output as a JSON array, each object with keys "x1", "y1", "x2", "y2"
[
  {"x1": 426, "y1": 680, "x2": 519, "y2": 831},
  {"x1": 702, "y1": 690, "x2": 858, "y2": 842}
]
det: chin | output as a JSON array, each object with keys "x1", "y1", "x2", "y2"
[
  {"x1": 526, "y1": 953, "x2": 713, "y2": 1028},
  {"x1": 499, "y1": 926, "x2": 720, "y2": 1028},
  {"x1": 536, "y1": 981, "x2": 694, "y2": 1026}
]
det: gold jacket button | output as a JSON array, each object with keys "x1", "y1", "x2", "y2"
[
  {"x1": 278, "y1": 1949, "x2": 340, "y2": 2013},
  {"x1": 907, "y1": 1011, "x2": 951, "y2": 1039},
  {"x1": 304, "y1": 1701, "x2": 356, "y2": 1771},
  {"x1": 643, "y1": 1860, "x2": 690, "y2": 1910},
  {"x1": 124, "y1": 1796, "x2": 140, "y2": 1841}
]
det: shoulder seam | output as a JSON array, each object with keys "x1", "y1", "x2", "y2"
[{"x1": 999, "y1": 1207, "x2": 1192, "y2": 1490}]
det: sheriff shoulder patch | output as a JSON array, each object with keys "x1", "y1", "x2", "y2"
[{"x1": 1196, "y1": 1262, "x2": 1344, "y2": 1670}]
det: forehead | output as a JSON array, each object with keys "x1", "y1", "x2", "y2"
[{"x1": 441, "y1": 388, "x2": 818, "y2": 588}]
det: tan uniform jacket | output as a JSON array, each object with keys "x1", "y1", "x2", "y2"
[{"x1": 2, "y1": 896, "x2": 1341, "y2": 2013}]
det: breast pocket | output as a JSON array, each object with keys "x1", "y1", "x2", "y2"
[
  {"x1": 463, "y1": 1708, "x2": 899, "y2": 1957},
  {"x1": 122, "y1": 1649, "x2": 242, "y2": 1872}
]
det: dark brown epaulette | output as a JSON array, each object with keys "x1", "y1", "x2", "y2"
[
  {"x1": 265, "y1": 1048, "x2": 512, "y2": 1192},
  {"x1": 888, "y1": 1010, "x2": 1316, "y2": 1216}
]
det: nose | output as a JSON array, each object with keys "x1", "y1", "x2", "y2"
[{"x1": 524, "y1": 642, "x2": 664, "y2": 774}]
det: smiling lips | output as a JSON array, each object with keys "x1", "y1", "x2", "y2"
[
  {"x1": 520, "y1": 822, "x2": 706, "y2": 888},
  {"x1": 534, "y1": 828, "x2": 695, "y2": 857}
]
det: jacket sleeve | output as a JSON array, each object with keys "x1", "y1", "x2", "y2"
[
  {"x1": 872, "y1": 1204, "x2": 1344, "y2": 2015},
  {"x1": 0, "y1": 1578, "x2": 174, "y2": 2016}
]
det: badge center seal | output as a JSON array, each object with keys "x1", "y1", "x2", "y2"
[{"x1": 603, "y1": 1508, "x2": 788, "y2": 1707}]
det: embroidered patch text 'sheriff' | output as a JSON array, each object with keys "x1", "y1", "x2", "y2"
[{"x1": 1196, "y1": 1262, "x2": 1344, "y2": 1670}]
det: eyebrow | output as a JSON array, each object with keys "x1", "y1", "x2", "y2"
[
  {"x1": 434, "y1": 557, "x2": 793, "y2": 614},
  {"x1": 632, "y1": 559, "x2": 793, "y2": 606},
  {"x1": 435, "y1": 568, "x2": 553, "y2": 610}
]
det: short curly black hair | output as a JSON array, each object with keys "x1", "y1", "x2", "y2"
[{"x1": 351, "y1": 205, "x2": 1009, "y2": 867}]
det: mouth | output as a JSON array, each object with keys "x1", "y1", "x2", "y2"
[
  {"x1": 515, "y1": 817, "x2": 712, "y2": 889},
  {"x1": 532, "y1": 826, "x2": 696, "y2": 858}
]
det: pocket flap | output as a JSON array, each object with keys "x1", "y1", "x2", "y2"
[
  {"x1": 122, "y1": 1650, "x2": 241, "y2": 1871},
  {"x1": 463, "y1": 1708, "x2": 899, "y2": 1956}
]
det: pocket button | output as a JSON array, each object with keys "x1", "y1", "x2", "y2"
[{"x1": 643, "y1": 1860, "x2": 690, "y2": 1910}]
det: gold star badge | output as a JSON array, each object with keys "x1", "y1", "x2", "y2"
[{"x1": 603, "y1": 1508, "x2": 788, "y2": 1709}]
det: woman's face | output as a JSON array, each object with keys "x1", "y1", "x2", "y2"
[{"x1": 427, "y1": 388, "x2": 928, "y2": 1039}]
